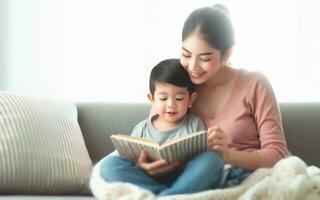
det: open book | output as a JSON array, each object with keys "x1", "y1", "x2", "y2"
[{"x1": 110, "y1": 130, "x2": 207, "y2": 163}]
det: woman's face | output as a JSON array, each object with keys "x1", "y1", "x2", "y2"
[{"x1": 180, "y1": 33, "x2": 223, "y2": 85}]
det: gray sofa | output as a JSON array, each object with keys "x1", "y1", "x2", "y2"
[{"x1": 1, "y1": 102, "x2": 319, "y2": 199}]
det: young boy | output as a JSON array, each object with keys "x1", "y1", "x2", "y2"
[
  {"x1": 132, "y1": 58, "x2": 205, "y2": 144},
  {"x1": 100, "y1": 59, "x2": 224, "y2": 196}
]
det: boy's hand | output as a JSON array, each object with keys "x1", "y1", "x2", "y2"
[{"x1": 136, "y1": 150, "x2": 180, "y2": 177}]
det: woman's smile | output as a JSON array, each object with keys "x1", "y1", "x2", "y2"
[{"x1": 190, "y1": 71, "x2": 206, "y2": 78}]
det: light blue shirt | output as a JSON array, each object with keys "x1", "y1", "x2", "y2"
[{"x1": 131, "y1": 114, "x2": 206, "y2": 145}]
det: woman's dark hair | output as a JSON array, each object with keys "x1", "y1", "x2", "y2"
[
  {"x1": 149, "y1": 58, "x2": 194, "y2": 95},
  {"x1": 182, "y1": 4, "x2": 235, "y2": 55}
]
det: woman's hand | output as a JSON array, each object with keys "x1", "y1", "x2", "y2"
[
  {"x1": 208, "y1": 125, "x2": 230, "y2": 162},
  {"x1": 136, "y1": 151, "x2": 180, "y2": 177}
]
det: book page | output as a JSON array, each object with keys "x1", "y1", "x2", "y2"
[
  {"x1": 111, "y1": 131, "x2": 207, "y2": 163},
  {"x1": 160, "y1": 130, "x2": 207, "y2": 148},
  {"x1": 110, "y1": 134, "x2": 162, "y2": 161},
  {"x1": 111, "y1": 134, "x2": 160, "y2": 148},
  {"x1": 159, "y1": 130, "x2": 208, "y2": 163}
]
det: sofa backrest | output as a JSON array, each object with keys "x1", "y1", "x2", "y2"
[
  {"x1": 77, "y1": 102, "x2": 320, "y2": 167},
  {"x1": 77, "y1": 103, "x2": 150, "y2": 164},
  {"x1": 279, "y1": 103, "x2": 320, "y2": 167}
]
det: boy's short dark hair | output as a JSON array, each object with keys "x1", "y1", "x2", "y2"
[{"x1": 149, "y1": 58, "x2": 195, "y2": 95}]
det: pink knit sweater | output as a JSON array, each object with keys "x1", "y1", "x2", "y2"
[{"x1": 192, "y1": 69, "x2": 288, "y2": 167}]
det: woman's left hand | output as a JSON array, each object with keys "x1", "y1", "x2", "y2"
[{"x1": 207, "y1": 125, "x2": 230, "y2": 162}]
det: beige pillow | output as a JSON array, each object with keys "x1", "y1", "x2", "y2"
[{"x1": 0, "y1": 91, "x2": 92, "y2": 194}]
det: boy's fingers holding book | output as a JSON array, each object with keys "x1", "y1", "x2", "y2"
[
  {"x1": 145, "y1": 159, "x2": 167, "y2": 170},
  {"x1": 148, "y1": 161, "x2": 180, "y2": 177},
  {"x1": 137, "y1": 150, "x2": 149, "y2": 163},
  {"x1": 138, "y1": 159, "x2": 167, "y2": 175},
  {"x1": 137, "y1": 157, "x2": 180, "y2": 177}
]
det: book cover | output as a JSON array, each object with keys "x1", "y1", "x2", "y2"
[{"x1": 110, "y1": 130, "x2": 207, "y2": 163}]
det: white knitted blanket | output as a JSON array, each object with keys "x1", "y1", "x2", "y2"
[{"x1": 90, "y1": 156, "x2": 320, "y2": 200}]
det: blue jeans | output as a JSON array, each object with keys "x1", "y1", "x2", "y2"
[
  {"x1": 100, "y1": 151, "x2": 224, "y2": 196},
  {"x1": 220, "y1": 167, "x2": 252, "y2": 188}
]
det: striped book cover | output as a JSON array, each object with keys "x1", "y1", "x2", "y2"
[{"x1": 110, "y1": 130, "x2": 207, "y2": 163}]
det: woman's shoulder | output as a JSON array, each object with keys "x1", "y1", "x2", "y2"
[
  {"x1": 237, "y1": 69, "x2": 271, "y2": 88},
  {"x1": 237, "y1": 69, "x2": 276, "y2": 100},
  {"x1": 238, "y1": 69, "x2": 269, "y2": 82}
]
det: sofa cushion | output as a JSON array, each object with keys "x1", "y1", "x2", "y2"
[{"x1": 0, "y1": 91, "x2": 92, "y2": 194}]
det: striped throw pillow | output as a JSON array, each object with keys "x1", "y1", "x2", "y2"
[{"x1": 0, "y1": 91, "x2": 92, "y2": 194}]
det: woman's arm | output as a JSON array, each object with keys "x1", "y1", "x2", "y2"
[
  {"x1": 208, "y1": 72, "x2": 288, "y2": 170},
  {"x1": 225, "y1": 149, "x2": 262, "y2": 171},
  {"x1": 250, "y1": 73, "x2": 288, "y2": 167}
]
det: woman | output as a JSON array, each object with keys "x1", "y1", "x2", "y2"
[
  {"x1": 138, "y1": 4, "x2": 288, "y2": 188},
  {"x1": 100, "y1": 4, "x2": 289, "y2": 195}
]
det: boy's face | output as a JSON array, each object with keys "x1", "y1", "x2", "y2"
[{"x1": 148, "y1": 82, "x2": 197, "y2": 125}]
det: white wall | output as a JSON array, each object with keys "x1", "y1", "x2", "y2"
[
  {"x1": 0, "y1": 0, "x2": 9, "y2": 89},
  {"x1": 5, "y1": 0, "x2": 67, "y2": 98},
  {"x1": 2, "y1": 0, "x2": 320, "y2": 102}
]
